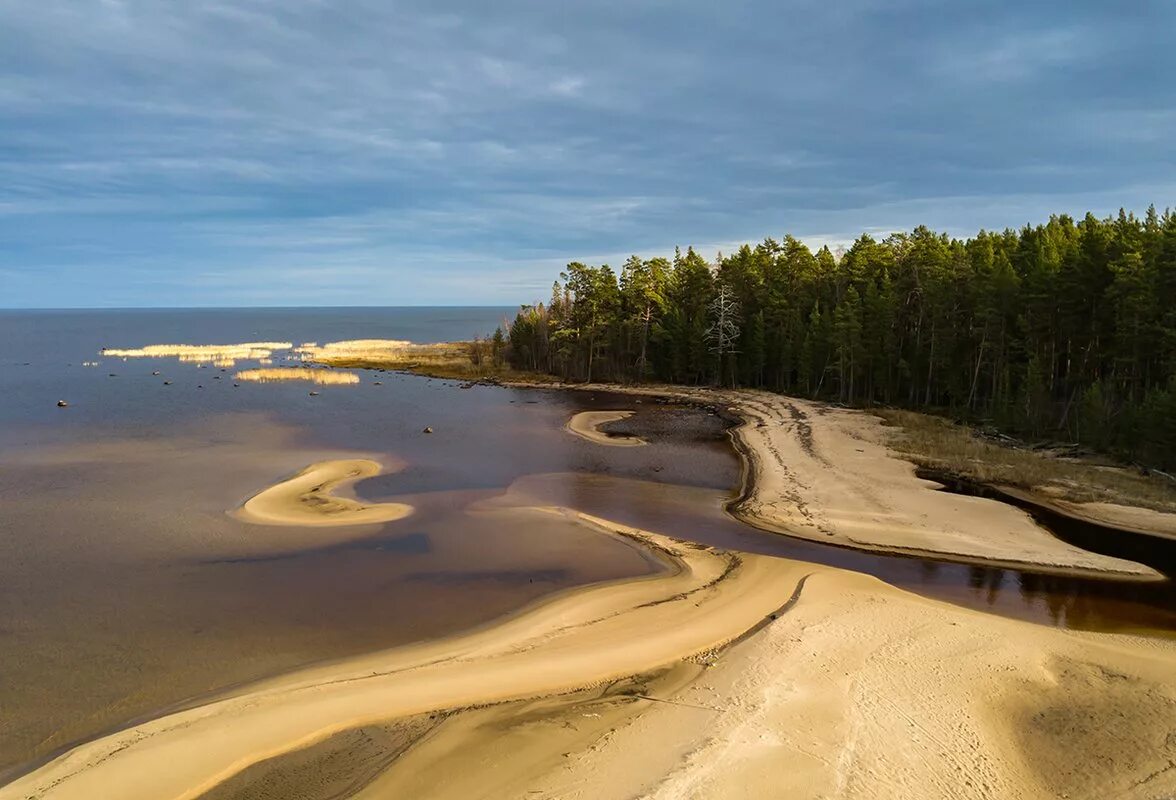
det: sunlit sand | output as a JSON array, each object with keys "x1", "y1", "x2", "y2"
[
  {"x1": 566, "y1": 410, "x2": 648, "y2": 447},
  {"x1": 234, "y1": 459, "x2": 411, "y2": 526}
]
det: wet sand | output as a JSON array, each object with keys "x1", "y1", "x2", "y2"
[{"x1": 566, "y1": 410, "x2": 648, "y2": 447}]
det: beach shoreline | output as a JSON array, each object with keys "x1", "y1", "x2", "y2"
[{"x1": 4, "y1": 374, "x2": 1175, "y2": 799}]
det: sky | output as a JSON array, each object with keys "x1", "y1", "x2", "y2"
[{"x1": 2, "y1": 1, "x2": 1174, "y2": 308}]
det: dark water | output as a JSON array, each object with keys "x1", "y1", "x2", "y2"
[{"x1": 0, "y1": 307, "x2": 1173, "y2": 779}]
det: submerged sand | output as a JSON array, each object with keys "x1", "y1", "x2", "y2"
[
  {"x1": 234, "y1": 459, "x2": 412, "y2": 526},
  {"x1": 566, "y1": 410, "x2": 648, "y2": 447}
]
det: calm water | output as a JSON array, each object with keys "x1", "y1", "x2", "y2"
[{"x1": 0, "y1": 308, "x2": 1173, "y2": 779}]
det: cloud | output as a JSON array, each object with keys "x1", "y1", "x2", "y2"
[{"x1": 1, "y1": 0, "x2": 1174, "y2": 307}]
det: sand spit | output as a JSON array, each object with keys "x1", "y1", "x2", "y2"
[
  {"x1": 0, "y1": 509, "x2": 794, "y2": 800},
  {"x1": 1018, "y1": 493, "x2": 1176, "y2": 543},
  {"x1": 234, "y1": 459, "x2": 412, "y2": 526},
  {"x1": 234, "y1": 367, "x2": 361, "y2": 386},
  {"x1": 509, "y1": 382, "x2": 1159, "y2": 579},
  {"x1": 566, "y1": 410, "x2": 648, "y2": 447},
  {"x1": 725, "y1": 392, "x2": 1161, "y2": 579}
]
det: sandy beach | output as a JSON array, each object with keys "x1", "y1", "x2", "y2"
[
  {"x1": 566, "y1": 410, "x2": 649, "y2": 447},
  {"x1": 530, "y1": 383, "x2": 1162, "y2": 580},
  {"x1": 4, "y1": 387, "x2": 1174, "y2": 800}
]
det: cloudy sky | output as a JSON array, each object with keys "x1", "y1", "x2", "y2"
[{"x1": 2, "y1": 0, "x2": 1173, "y2": 307}]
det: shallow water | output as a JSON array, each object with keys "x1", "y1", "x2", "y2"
[{"x1": 0, "y1": 308, "x2": 1173, "y2": 781}]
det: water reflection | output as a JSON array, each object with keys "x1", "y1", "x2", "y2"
[{"x1": 507, "y1": 466, "x2": 1176, "y2": 636}]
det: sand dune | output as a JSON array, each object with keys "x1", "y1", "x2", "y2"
[
  {"x1": 566, "y1": 410, "x2": 648, "y2": 447},
  {"x1": 234, "y1": 459, "x2": 412, "y2": 526}
]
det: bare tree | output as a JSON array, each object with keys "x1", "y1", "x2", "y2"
[{"x1": 706, "y1": 285, "x2": 741, "y2": 386}]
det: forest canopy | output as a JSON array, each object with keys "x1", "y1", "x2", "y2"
[{"x1": 505, "y1": 207, "x2": 1176, "y2": 468}]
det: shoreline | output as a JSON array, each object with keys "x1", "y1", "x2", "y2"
[
  {"x1": 0, "y1": 507, "x2": 802, "y2": 800},
  {"x1": 3, "y1": 372, "x2": 1175, "y2": 798},
  {"x1": 508, "y1": 378, "x2": 1165, "y2": 581}
]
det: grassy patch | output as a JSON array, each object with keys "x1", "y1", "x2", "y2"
[
  {"x1": 304, "y1": 341, "x2": 555, "y2": 383},
  {"x1": 875, "y1": 408, "x2": 1176, "y2": 513}
]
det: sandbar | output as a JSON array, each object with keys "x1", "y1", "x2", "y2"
[
  {"x1": 234, "y1": 459, "x2": 412, "y2": 526},
  {"x1": 566, "y1": 410, "x2": 648, "y2": 447}
]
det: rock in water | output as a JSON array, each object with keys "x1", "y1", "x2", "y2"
[
  {"x1": 423, "y1": 426, "x2": 433, "y2": 434},
  {"x1": 309, "y1": 391, "x2": 320, "y2": 396},
  {"x1": 56, "y1": 400, "x2": 68, "y2": 408}
]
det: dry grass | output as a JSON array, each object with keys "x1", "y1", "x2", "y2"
[
  {"x1": 235, "y1": 367, "x2": 361, "y2": 385},
  {"x1": 876, "y1": 408, "x2": 1176, "y2": 513},
  {"x1": 300, "y1": 339, "x2": 537, "y2": 382},
  {"x1": 102, "y1": 342, "x2": 292, "y2": 362}
]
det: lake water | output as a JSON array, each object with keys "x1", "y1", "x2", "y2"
[{"x1": 1, "y1": 307, "x2": 1173, "y2": 780}]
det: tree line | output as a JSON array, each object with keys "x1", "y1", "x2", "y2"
[{"x1": 502, "y1": 207, "x2": 1176, "y2": 469}]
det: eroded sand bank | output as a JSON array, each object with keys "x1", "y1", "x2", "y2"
[
  {"x1": 234, "y1": 459, "x2": 413, "y2": 526},
  {"x1": 566, "y1": 410, "x2": 648, "y2": 447}
]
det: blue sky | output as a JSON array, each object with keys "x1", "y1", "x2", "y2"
[{"x1": 2, "y1": 0, "x2": 1174, "y2": 307}]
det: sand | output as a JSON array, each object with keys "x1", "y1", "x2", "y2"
[
  {"x1": 234, "y1": 459, "x2": 413, "y2": 526},
  {"x1": 1035, "y1": 496, "x2": 1176, "y2": 542},
  {"x1": 566, "y1": 410, "x2": 649, "y2": 447},
  {"x1": 723, "y1": 392, "x2": 1161, "y2": 579},
  {"x1": 508, "y1": 569, "x2": 1176, "y2": 800},
  {"x1": 5, "y1": 388, "x2": 1174, "y2": 800},
  {"x1": 0, "y1": 507, "x2": 794, "y2": 800},
  {"x1": 524, "y1": 383, "x2": 1158, "y2": 579}
]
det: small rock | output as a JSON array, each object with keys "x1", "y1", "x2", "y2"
[
  {"x1": 56, "y1": 400, "x2": 69, "y2": 408},
  {"x1": 163, "y1": 381, "x2": 172, "y2": 385},
  {"x1": 373, "y1": 381, "x2": 382, "y2": 386},
  {"x1": 309, "y1": 391, "x2": 319, "y2": 396},
  {"x1": 108, "y1": 373, "x2": 117, "y2": 377},
  {"x1": 423, "y1": 426, "x2": 433, "y2": 434},
  {"x1": 151, "y1": 370, "x2": 160, "y2": 376},
  {"x1": 233, "y1": 383, "x2": 239, "y2": 387},
  {"x1": 197, "y1": 385, "x2": 203, "y2": 389}
]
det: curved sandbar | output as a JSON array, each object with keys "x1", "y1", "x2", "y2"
[
  {"x1": 0, "y1": 509, "x2": 793, "y2": 800},
  {"x1": 234, "y1": 459, "x2": 412, "y2": 526},
  {"x1": 566, "y1": 410, "x2": 648, "y2": 447}
]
